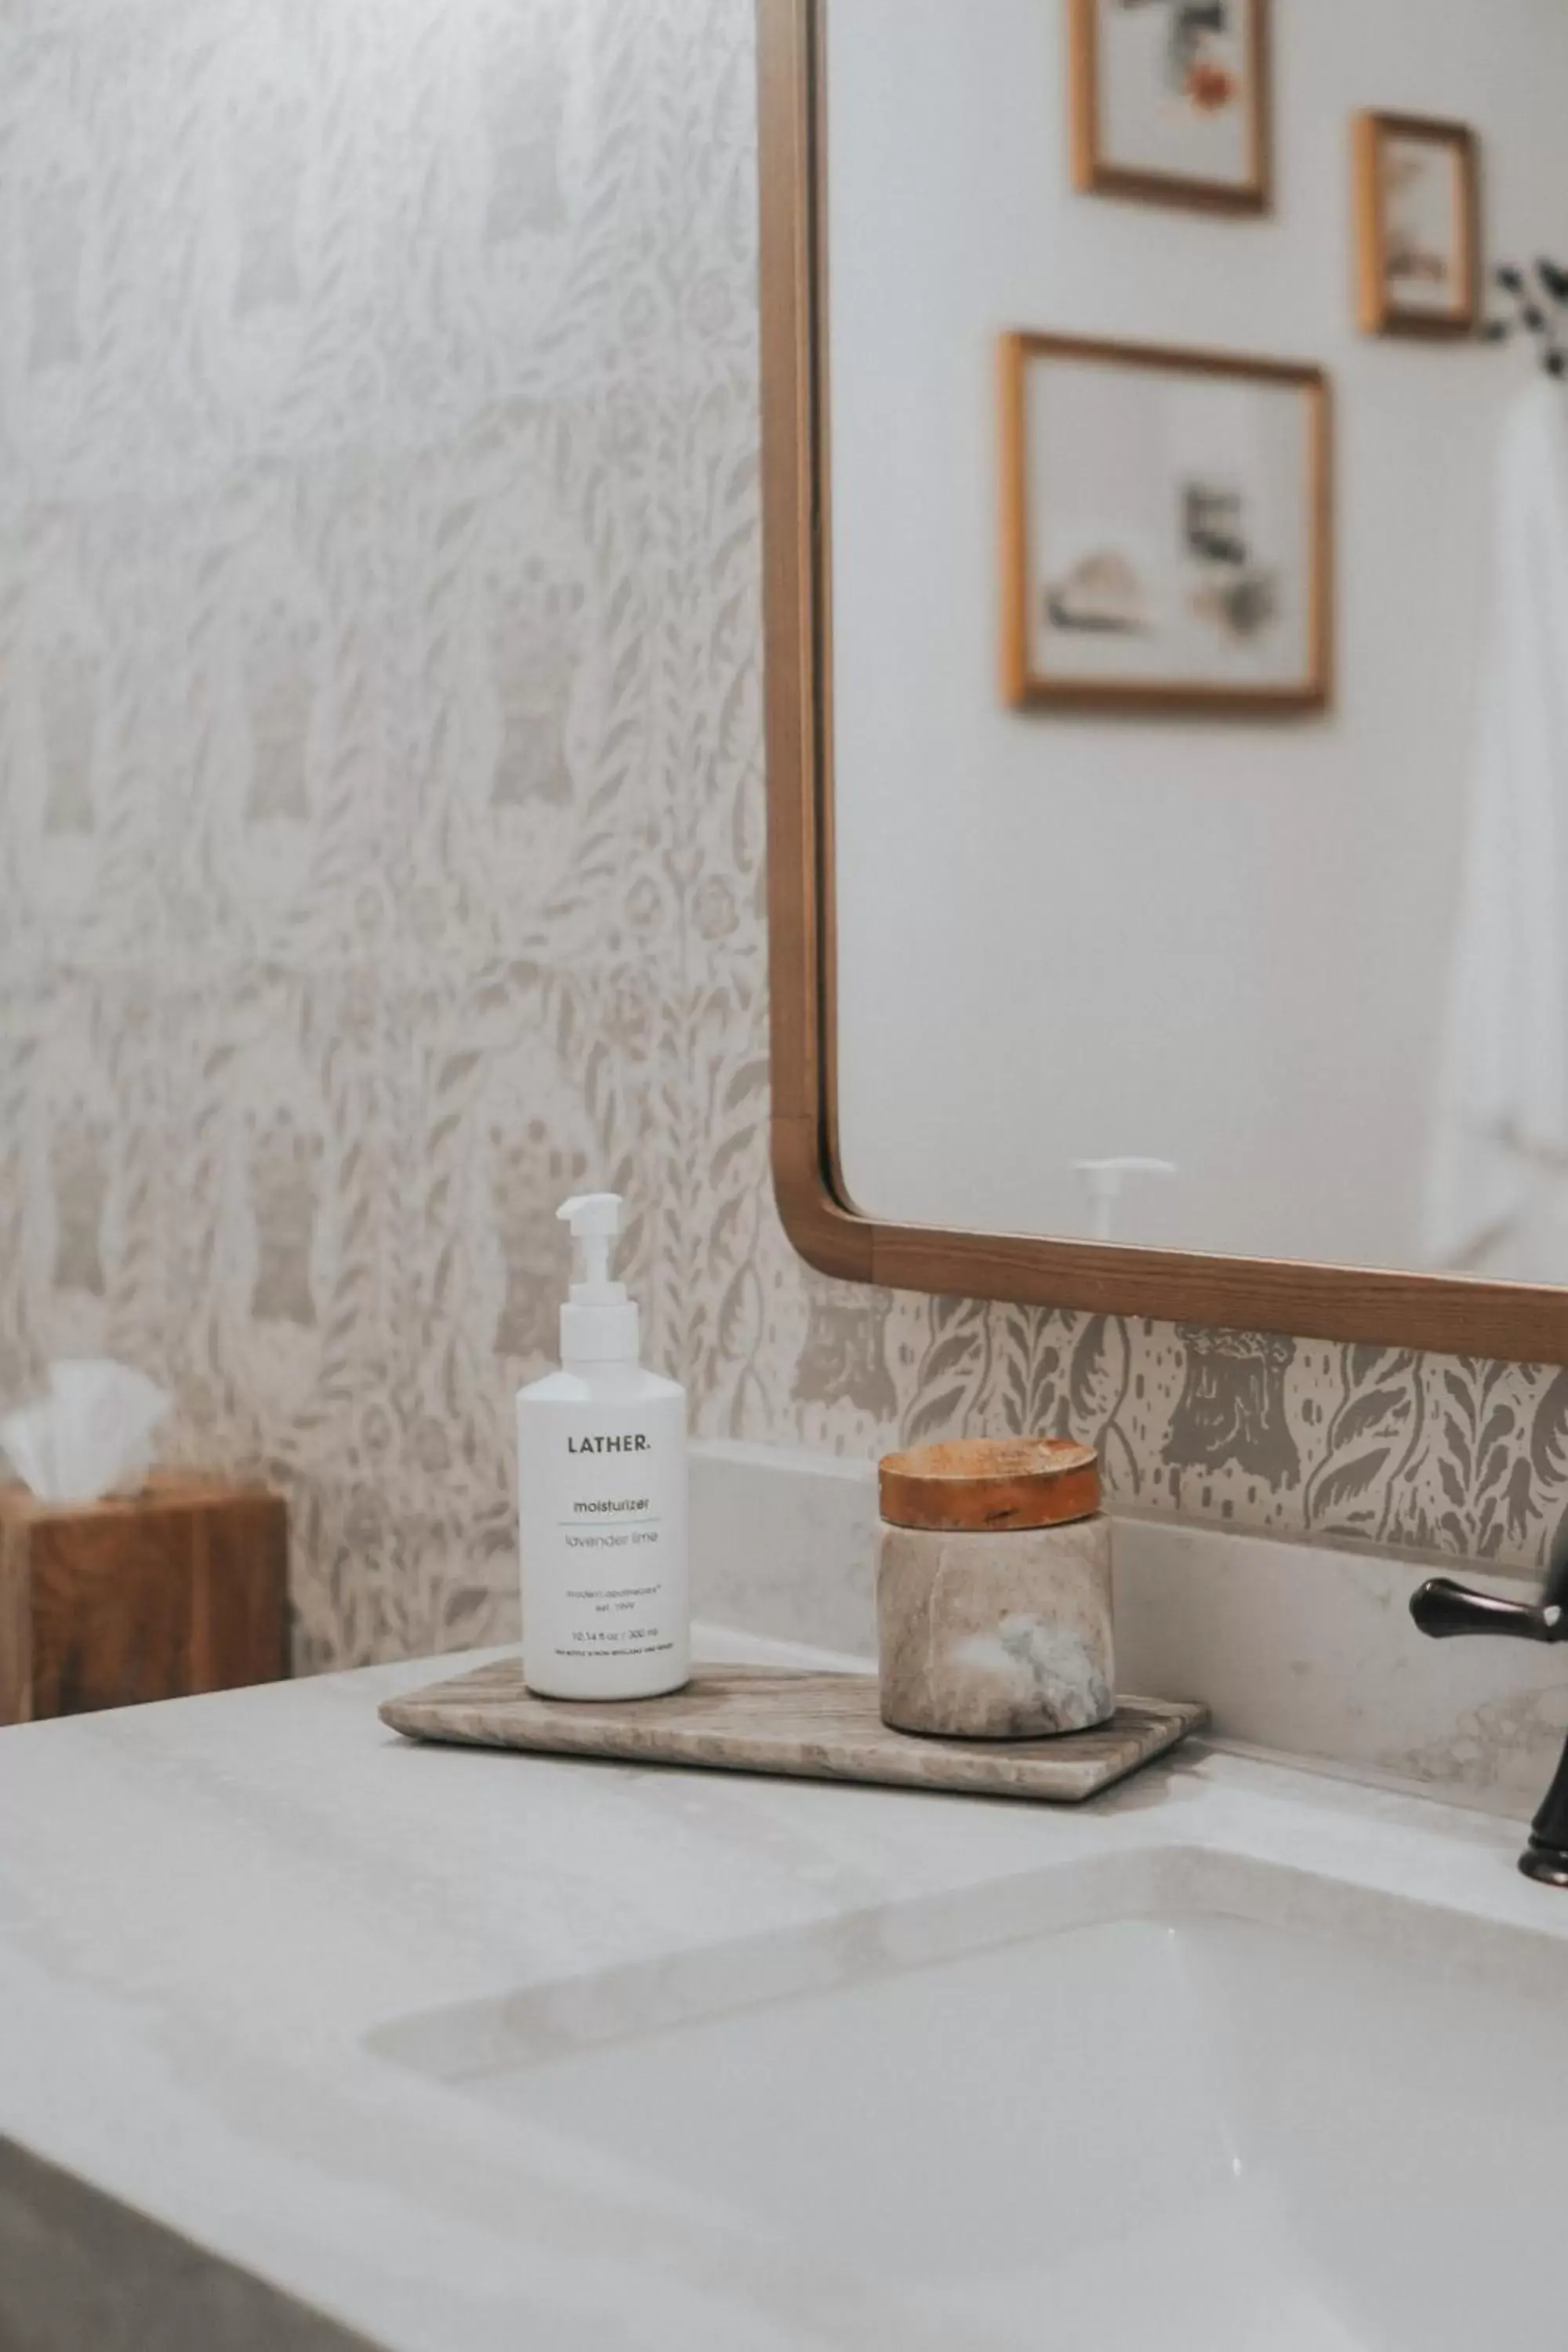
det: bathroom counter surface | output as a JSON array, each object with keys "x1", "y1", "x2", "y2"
[{"x1": 0, "y1": 1629, "x2": 1561, "y2": 2351}]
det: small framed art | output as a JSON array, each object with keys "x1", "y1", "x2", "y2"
[
  {"x1": 999, "y1": 331, "x2": 1332, "y2": 716},
  {"x1": 1068, "y1": 0, "x2": 1272, "y2": 215},
  {"x1": 1355, "y1": 112, "x2": 1481, "y2": 339}
]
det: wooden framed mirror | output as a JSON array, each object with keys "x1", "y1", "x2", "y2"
[{"x1": 758, "y1": 0, "x2": 1568, "y2": 1367}]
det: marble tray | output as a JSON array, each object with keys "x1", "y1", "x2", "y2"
[{"x1": 379, "y1": 1661, "x2": 1208, "y2": 1803}]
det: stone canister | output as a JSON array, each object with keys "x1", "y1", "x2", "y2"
[{"x1": 876, "y1": 1439, "x2": 1113, "y2": 1739}]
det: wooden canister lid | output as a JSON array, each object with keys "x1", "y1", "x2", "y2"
[{"x1": 877, "y1": 1438, "x2": 1101, "y2": 1533}]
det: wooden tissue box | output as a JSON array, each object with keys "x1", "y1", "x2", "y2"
[{"x1": 0, "y1": 1478, "x2": 289, "y2": 1726}]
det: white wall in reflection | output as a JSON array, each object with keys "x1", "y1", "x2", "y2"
[{"x1": 829, "y1": 0, "x2": 1568, "y2": 1275}]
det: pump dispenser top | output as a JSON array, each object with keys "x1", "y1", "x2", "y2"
[{"x1": 557, "y1": 1192, "x2": 639, "y2": 1364}]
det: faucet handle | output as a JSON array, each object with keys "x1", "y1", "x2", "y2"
[
  {"x1": 1411, "y1": 1562, "x2": 1568, "y2": 1891},
  {"x1": 1410, "y1": 1575, "x2": 1563, "y2": 1644}
]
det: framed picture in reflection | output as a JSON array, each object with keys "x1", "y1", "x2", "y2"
[
  {"x1": 1068, "y1": 0, "x2": 1272, "y2": 214},
  {"x1": 999, "y1": 332, "x2": 1333, "y2": 716},
  {"x1": 1355, "y1": 112, "x2": 1481, "y2": 339}
]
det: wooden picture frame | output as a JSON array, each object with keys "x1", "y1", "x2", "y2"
[
  {"x1": 1000, "y1": 330, "x2": 1332, "y2": 716},
  {"x1": 756, "y1": 0, "x2": 1568, "y2": 1365},
  {"x1": 1069, "y1": 0, "x2": 1272, "y2": 216},
  {"x1": 1355, "y1": 111, "x2": 1481, "y2": 340}
]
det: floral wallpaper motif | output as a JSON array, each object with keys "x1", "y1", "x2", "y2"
[{"x1": 2, "y1": 0, "x2": 1566, "y2": 1677}]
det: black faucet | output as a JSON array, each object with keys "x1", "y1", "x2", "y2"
[{"x1": 1410, "y1": 1530, "x2": 1568, "y2": 1886}]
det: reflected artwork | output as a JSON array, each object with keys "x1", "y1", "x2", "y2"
[
  {"x1": 1000, "y1": 332, "x2": 1330, "y2": 713},
  {"x1": 1356, "y1": 111, "x2": 1481, "y2": 339},
  {"x1": 1069, "y1": 0, "x2": 1271, "y2": 212}
]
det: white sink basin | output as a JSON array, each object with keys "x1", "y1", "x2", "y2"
[{"x1": 375, "y1": 1848, "x2": 1567, "y2": 2352}]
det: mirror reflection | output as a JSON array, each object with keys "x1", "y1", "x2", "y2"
[{"x1": 827, "y1": 0, "x2": 1568, "y2": 1282}]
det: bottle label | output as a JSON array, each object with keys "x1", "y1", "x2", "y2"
[{"x1": 519, "y1": 1396, "x2": 687, "y2": 1681}]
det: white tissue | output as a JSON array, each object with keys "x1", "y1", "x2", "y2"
[{"x1": 1, "y1": 1361, "x2": 171, "y2": 1504}]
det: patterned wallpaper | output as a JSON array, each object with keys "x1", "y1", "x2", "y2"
[{"x1": 2, "y1": 0, "x2": 1565, "y2": 1673}]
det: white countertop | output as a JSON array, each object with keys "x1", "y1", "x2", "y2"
[{"x1": 2, "y1": 1629, "x2": 1565, "y2": 2352}]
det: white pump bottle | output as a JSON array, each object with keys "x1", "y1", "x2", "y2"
[{"x1": 516, "y1": 1193, "x2": 689, "y2": 1700}]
